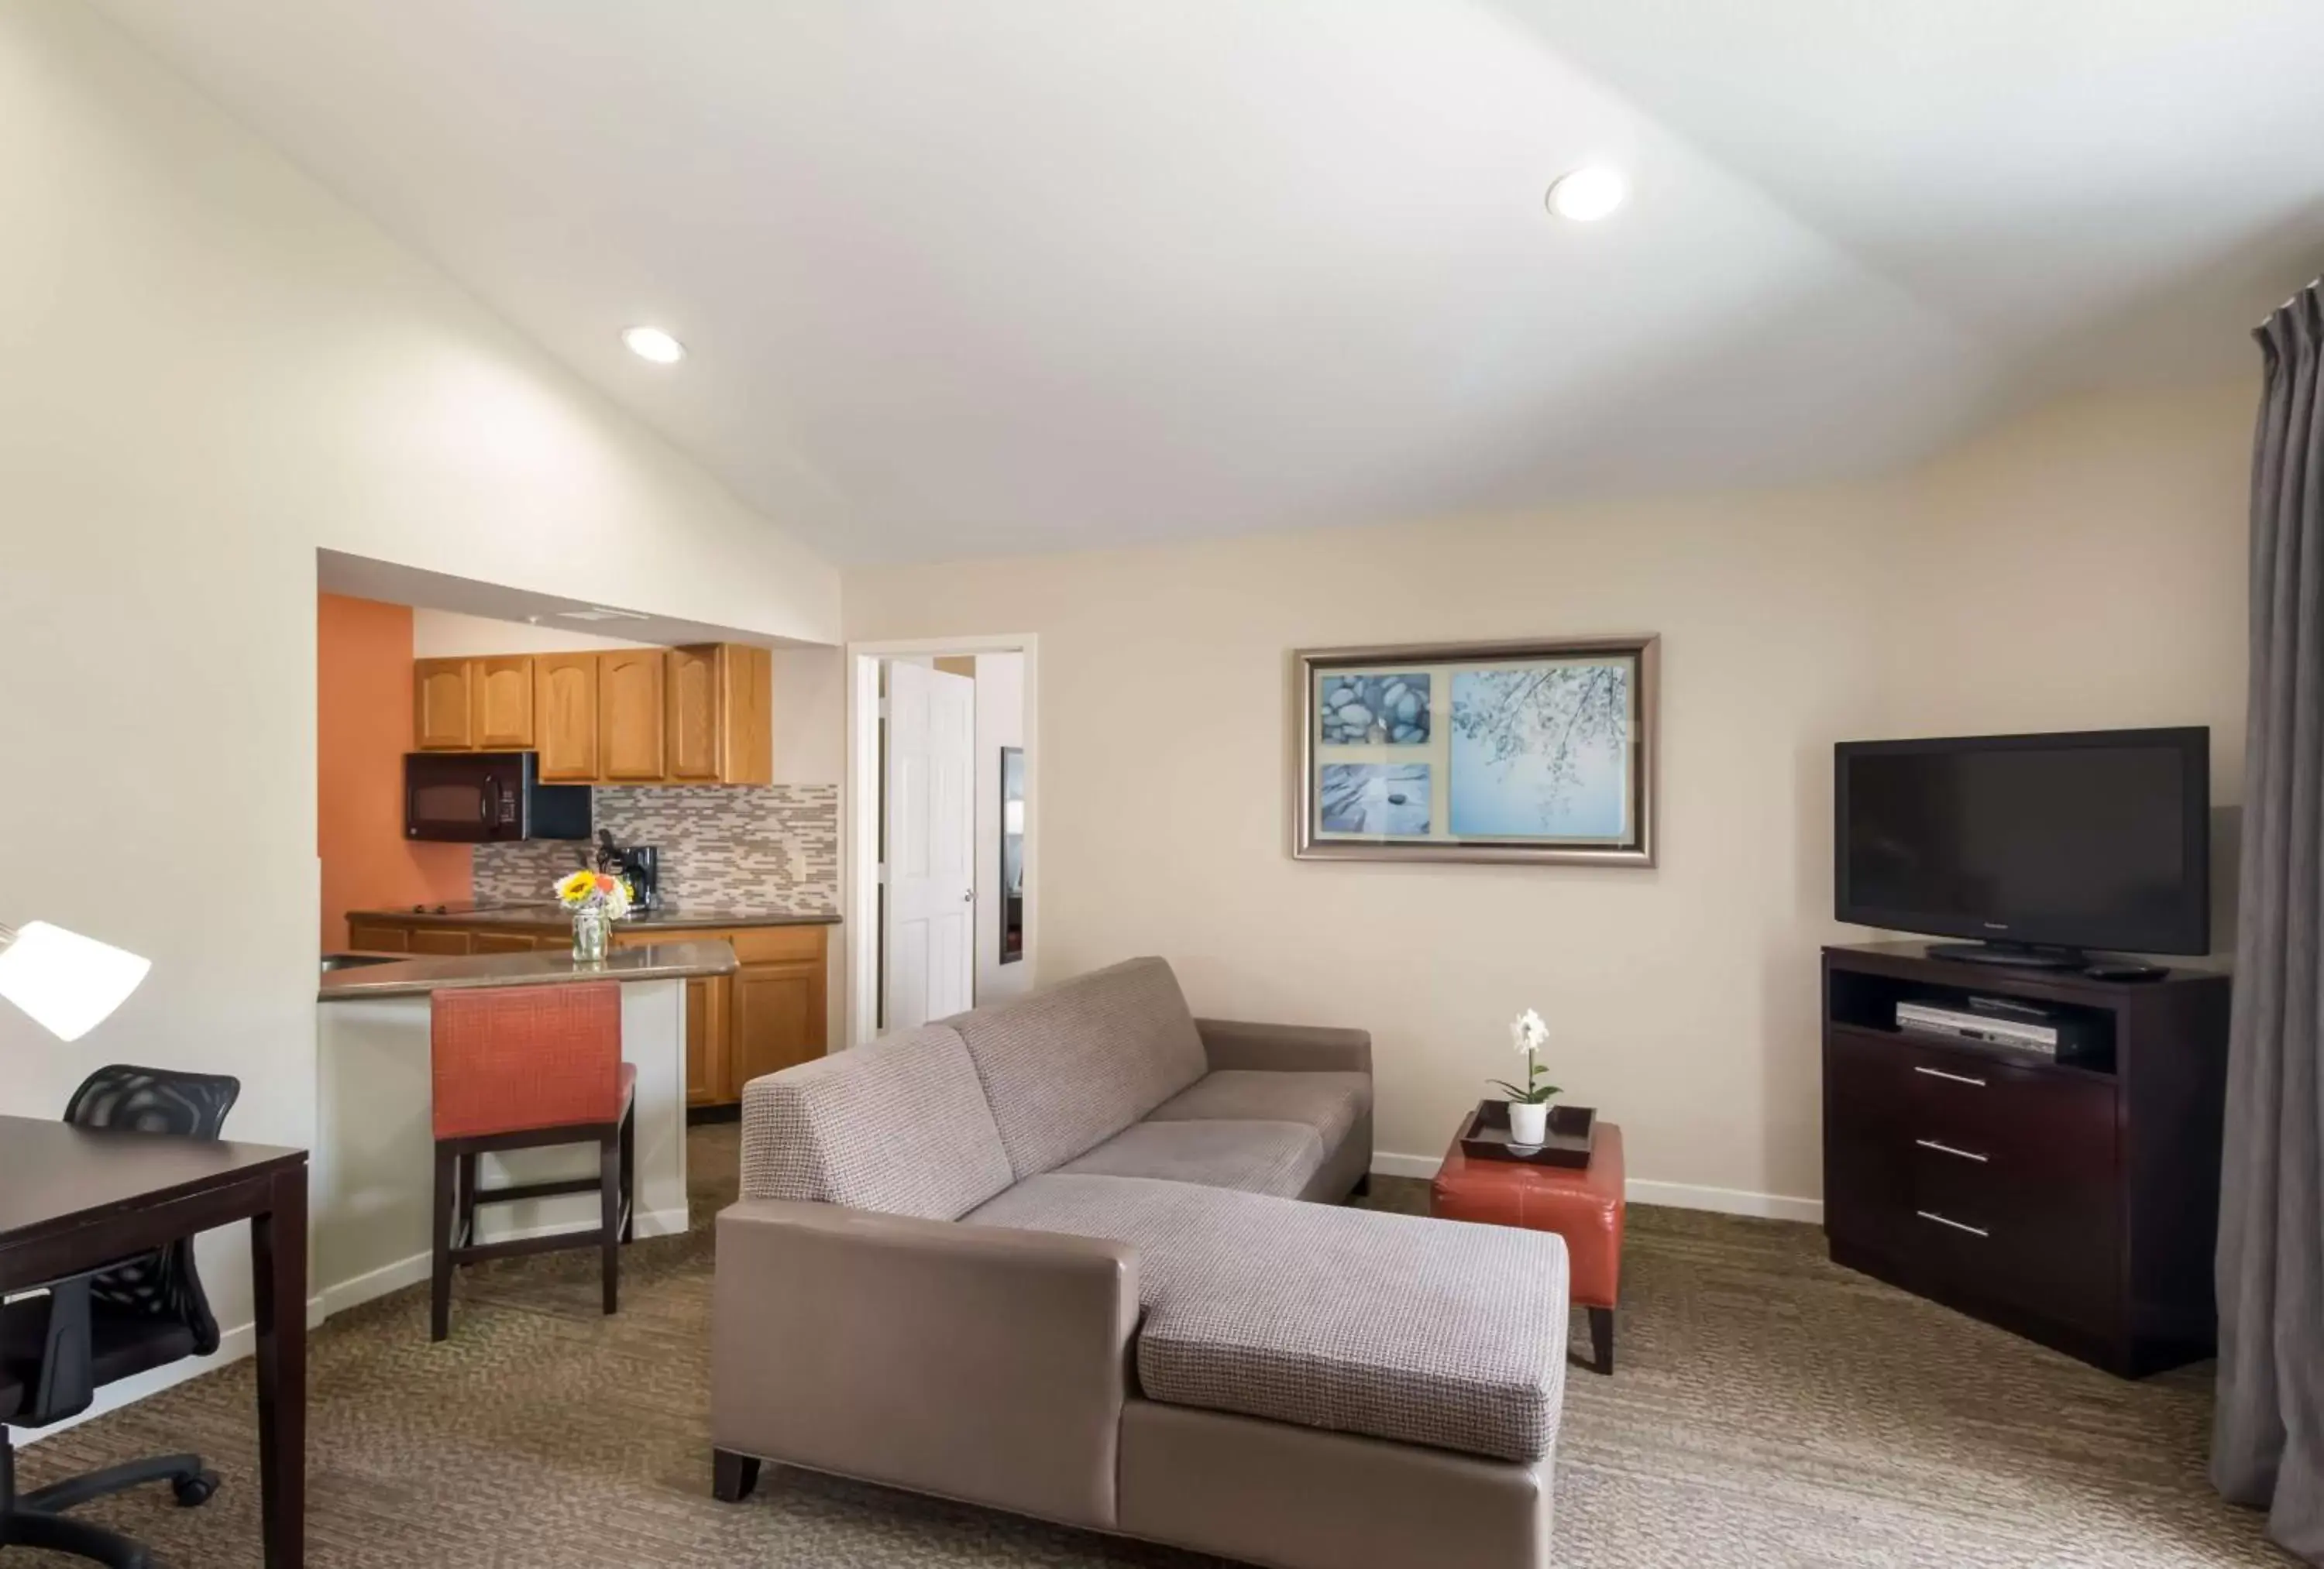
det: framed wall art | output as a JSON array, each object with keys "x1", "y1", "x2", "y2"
[{"x1": 1291, "y1": 636, "x2": 1657, "y2": 865}]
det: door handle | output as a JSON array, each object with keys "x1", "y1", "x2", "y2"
[
  {"x1": 962, "y1": 888, "x2": 975, "y2": 903},
  {"x1": 1913, "y1": 1065, "x2": 1986, "y2": 1088},
  {"x1": 1914, "y1": 1138, "x2": 1989, "y2": 1163},
  {"x1": 1916, "y1": 1210, "x2": 1989, "y2": 1238}
]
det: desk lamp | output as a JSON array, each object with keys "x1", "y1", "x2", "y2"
[{"x1": 0, "y1": 921, "x2": 152, "y2": 1042}]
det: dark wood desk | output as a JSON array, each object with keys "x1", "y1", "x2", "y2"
[{"x1": 0, "y1": 1115, "x2": 308, "y2": 1567}]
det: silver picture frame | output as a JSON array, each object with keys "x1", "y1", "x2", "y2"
[{"x1": 1291, "y1": 635, "x2": 1659, "y2": 866}]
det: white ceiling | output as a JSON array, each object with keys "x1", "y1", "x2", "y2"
[{"x1": 98, "y1": 1, "x2": 2324, "y2": 563}]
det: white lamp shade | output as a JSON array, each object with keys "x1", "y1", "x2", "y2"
[
  {"x1": 1003, "y1": 799, "x2": 1026, "y2": 836},
  {"x1": 0, "y1": 921, "x2": 153, "y2": 1042}
]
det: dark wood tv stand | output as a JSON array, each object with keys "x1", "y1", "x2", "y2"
[{"x1": 1820, "y1": 942, "x2": 2230, "y2": 1376}]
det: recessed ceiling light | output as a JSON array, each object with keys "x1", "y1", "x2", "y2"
[
  {"x1": 1545, "y1": 166, "x2": 1628, "y2": 222},
  {"x1": 622, "y1": 326, "x2": 686, "y2": 364}
]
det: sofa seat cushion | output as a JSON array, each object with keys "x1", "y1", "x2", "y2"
[
  {"x1": 1145, "y1": 1070, "x2": 1370, "y2": 1153},
  {"x1": 964, "y1": 1174, "x2": 1567, "y2": 1463},
  {"x1": 1056, "y1": 1119, "x2": 1324, "y2": 1198},
  {"x1": 740, "y1": 1023, "x2": 1016, "y2": 1221},
  {"x1": 946, "y1": 957, "x2": 1211, "y2": 1179}
]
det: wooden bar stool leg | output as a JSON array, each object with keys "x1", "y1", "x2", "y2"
[
  {"x1": 619, "y1": 1103, "x2": 636, "y2": 1245},
  {"x1": 456, "y1": 1151, "x2": 479, "y2": 1249},
  {"x1": 430, "y1": 1143, "x2": 457, "y2": 1343},
  {"x1": 599, "y1": 1128, "x2": 621, "y2": 1317}
]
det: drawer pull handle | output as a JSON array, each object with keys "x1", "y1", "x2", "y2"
[
  {"x1": 1913, "y1": 1066, "x2": 1987, "y2": 1088},
  {"x1": 1917, "y1": 1209, "x2": 1990, "y2": 1238},
  {"x1": 1915, "y1": 1138, "x2": 1989, "y2": 1163}
]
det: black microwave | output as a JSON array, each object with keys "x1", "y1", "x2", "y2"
[{"x1": 404, "y1": 752, "x2": 592, "y2": 843}]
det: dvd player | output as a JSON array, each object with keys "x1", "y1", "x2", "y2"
[{"x1": 1894, "y1": 996, "x2": 2103, "y2": 1064}]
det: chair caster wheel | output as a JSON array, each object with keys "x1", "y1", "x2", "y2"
[{"x1": 173, "y1": 1470, "x2": 221, "y2": 1508}]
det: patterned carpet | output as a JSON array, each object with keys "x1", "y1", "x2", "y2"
[{"x1": 12, "y1": 1124, "x2": 2288, "y2": 1567}]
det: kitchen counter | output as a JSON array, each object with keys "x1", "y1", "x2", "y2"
[
  {"x1": 317, "y1": 939, "x2": 738, "y2": 1001},
  {"x1": 344, "y1": 901, "x2": 841, "y2": 931}
]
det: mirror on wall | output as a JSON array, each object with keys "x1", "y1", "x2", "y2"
[{"x1": 1000, "y1": 747, "x2": 1025, "y2": 965}]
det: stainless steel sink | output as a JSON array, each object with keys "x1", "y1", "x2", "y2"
[{"x1": 320, "y1": 953, "x2": 405, "y2": 974}]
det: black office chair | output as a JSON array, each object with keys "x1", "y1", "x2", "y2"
[{"x1": 0, "y1": 1066, "x2": 239, "y2": 1568}]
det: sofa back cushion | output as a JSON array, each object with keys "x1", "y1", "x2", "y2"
[
  {"x1": 947, "y1": 956, "x2": 1210, "y2": 1179},
  {"x1": 740, "y1": 1023, "x2": 1016, "y2": 1221}
]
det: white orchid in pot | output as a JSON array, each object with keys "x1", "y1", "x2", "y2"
[{"x1": 1493, "y1": 1008, "x2": 1560, "y2": 1147}]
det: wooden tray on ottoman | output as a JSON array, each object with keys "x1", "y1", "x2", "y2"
[{"x1": 1457, "y1": 1100, "x2": 1597, "y2": 1168}]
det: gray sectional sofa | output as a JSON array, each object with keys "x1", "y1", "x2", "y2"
[{"x1": 710, "y1": 956, "x2": 1569, "y2": 1569}]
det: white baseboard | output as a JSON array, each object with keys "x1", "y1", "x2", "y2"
[
  {"x1": 1370, "y1": 1152, "x2": 1823, "y2": 1224},
  {"x1": 318, "y1": 1203, "x2": 692, "y2": 1322},
  {"x1": 10, "y1": 1205, "x2": 693, "y2": 1447}
]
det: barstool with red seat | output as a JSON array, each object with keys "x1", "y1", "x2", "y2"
[{"x1": 428, "y1": 981, "x2": 635, "y2": 1342}]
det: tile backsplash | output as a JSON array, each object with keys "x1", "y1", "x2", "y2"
[{"x1": 473, "y1": 784, "x2": 838, "y2": 912}]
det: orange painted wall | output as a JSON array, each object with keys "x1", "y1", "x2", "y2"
[{"x1": 318, "y1": 592, "x2": 469, "y2": 949}]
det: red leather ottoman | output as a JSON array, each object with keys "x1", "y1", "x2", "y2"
[{"x1": 1430, "y1": 1120, "x2": 1625, "y2": 1374}]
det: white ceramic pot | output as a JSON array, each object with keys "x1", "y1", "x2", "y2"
[{"x1": 1506, "y1": 1100, "x2": 1549, "y2": 1145}]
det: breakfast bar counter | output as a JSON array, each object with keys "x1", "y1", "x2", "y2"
[
  {"x1": 318, "y1": 939, "x2": 738, "y2": 1000},
  {"x1": 311, "y1": 942, "x2": 738, "y2": 1325}
]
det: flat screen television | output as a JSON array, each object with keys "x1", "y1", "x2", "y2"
[{"x1": 1834, "y1": 728, "x2": 2209, "y2": 964}]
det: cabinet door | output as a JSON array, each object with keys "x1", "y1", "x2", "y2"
[
  {"x1": 471, "y1": 930, "x2": 536, "y2": 955},
  {"x1": 407, "y1": 929, "x2": 473, "y2": 956},
  {"x1": 729, "y1": 959, "x2": 826, "y2": 1091},
  {"x1": 346, "y1": 922, "x2": 408, "y2": 953},
  {"x1": 470, "y1": 656, "x2": 535, "y2": 749},
  {"x1": 598, "y1": 650, "x2": 667, "y2": 781},
  {"x1": 665, "y1": 646, "x2": 722, "y2": 782},
  {"x1": 413, "y1": 659, "x2": 475, "y2": 750},
  {"x1": 686, "y1": 975, "x2": 734, "y2": 1105},
  {"x1": 534, "y1": 654, "x2": 600, "y2": 781},
  {"x1": 720, "y1": 644, "x2": 773, "y2": 785}
]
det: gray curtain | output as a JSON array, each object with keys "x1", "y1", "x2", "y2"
[{"x1": 2216, "y1": 276, "x2": 2324, "y2": 1564}]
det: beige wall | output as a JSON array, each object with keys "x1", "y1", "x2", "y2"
[
  {"x1": 843, "y1": 381, "x2": 2253, "y2": 1210},
  {"x1": 0, "y1": 0, "x2": 834, "y2": 1416}
]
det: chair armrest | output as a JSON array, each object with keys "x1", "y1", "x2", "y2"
[
  {"x1": 1195, "y1": 1017, "x2": 1373, "y2": 1075},
  {"x1": 22, "y1": 1272, "x2": 95, "y2": 1427},
  {"x1": 710, "y1": 1199, "x2": 1138, "y2": 1530}
]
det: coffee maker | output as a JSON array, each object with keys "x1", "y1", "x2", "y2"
[
  {"x1": 593, "y1": 832, "x2": 662, "y2": 911},
  {"x1": 621, "y1": 845, "x2": 662, "y2": 910}
]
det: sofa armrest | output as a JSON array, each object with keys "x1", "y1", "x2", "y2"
[
  {"x1": 1195, "y1": 1017, "x2": 1373, "y2": 1075},
  {"x1": 711, "y1": 1198, "x2": 1139, "y2": 1530}
]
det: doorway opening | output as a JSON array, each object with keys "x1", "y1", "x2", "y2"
[{"x1": 845, "y1": 637, "x2": 1037, "y2": 1045}]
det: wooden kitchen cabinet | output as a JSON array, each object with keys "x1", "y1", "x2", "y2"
[
  {"x1": 414, "y1": 640, "x2": 769, "y2": 784},
  {"x1": 719, "y1": 644, "x2": 773, "y2": 785},
  {"x1": 534, "y1": 654, "x2": 600, "y2": 781},
  {"x1": 471, "y1": 930, "x2": 537, "y2": 955},
  {"x1": 413, "y1": 659, "x2": 475, "y2": 750},
  {"x1": 597, "y1": 649, "x2": 667, "y2": 781},
  {"x1": 684, "y1": 975, "x2": 732, "y2": 1106},
  {"x1": 665, "y1": 646, "x2": 722, "y2": 782},
  {"x1": 731, "y1": 960, "x2": 824, "y2": 1089},
  {"x1": 346, "y1": 922, "x2": 409, "y2": 953},
  {"x1": 407, "y1": 929, "x2": 473, "y2": 956},
  {"x1": 470, "y1": 656, "x2": 535, "y2": 748}
]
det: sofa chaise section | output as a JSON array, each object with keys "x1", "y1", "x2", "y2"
[
  {"x1": 964, "y1": 1172, "x2": 1569, "y2": 1464},
  {"x1": 711, "y1": 958, "x2": 1567, "y2": 1569}
]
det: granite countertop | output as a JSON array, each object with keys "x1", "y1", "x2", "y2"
[
  {"x1": 318, "y1": 939, "x2": 741, "y2": 1002},
  {"x1": 346, "y1": 902, "x2": 841, "y2": 931}
]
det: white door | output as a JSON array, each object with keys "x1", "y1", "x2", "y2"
[{"x1": 883, "y1": 661, "x2": 977, "y2": 1031}]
